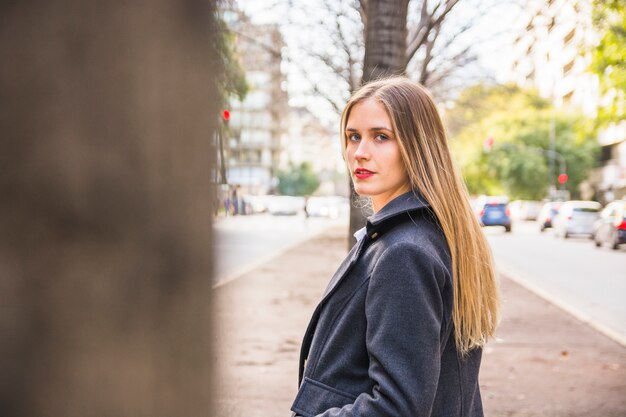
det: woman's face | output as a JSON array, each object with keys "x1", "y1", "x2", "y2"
[{"x1": 345, "y1": 98, "x2": 410, "y2": 213}]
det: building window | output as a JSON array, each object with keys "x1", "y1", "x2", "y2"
[
  {"x1": 564, "y1": 28, "x2": 576, "y2": 45},
  {"x1": 562, "y1": 90, "x2": 574, "y2": 105},
  {"x1": 563, "y1": 59, "x2": 575, "y2": 75},
  {"x1": 600, "y1": 145, "x2": 613, "y2": 163}
]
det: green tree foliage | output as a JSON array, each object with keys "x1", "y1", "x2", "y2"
[
  {"x1": 448, "y1": 84, "x2": 598, "y2": 200},
  {"x1": 215, "y1": 4, "x2": 248, "y2": 105},
  {"x1": 277, "y1": 162, "x2": 320, "y2": 196},
  {"x1": 590, "y1": 0, "x2": 626, "y2": 125}
]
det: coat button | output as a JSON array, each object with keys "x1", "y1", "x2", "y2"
[{"x1": 370, "y1": 232, "x2": 378, "y2": 239}]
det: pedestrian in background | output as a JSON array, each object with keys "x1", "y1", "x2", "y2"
[
  {"x1": 291, "y1": 77, "x2": 499, "y2": 417},
  {"x1": 231, "y1": 185, "x2": 240, "y2": 215}
]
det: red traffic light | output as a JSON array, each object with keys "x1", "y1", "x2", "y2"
[
  {"x1": 222, "y1": 109, "x2": 230, "y2": 121},
  {"x1": 557, "y1": 173, "x2": 568, "y2": 184}
]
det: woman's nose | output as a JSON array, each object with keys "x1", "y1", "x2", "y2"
[{"x1": 353, "y1": 139, "x2": 370, "y2": 160}]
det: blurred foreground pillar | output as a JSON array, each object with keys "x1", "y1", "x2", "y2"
[{"x1": 0, "y1": 1, "x2": 216, "y2": 416}]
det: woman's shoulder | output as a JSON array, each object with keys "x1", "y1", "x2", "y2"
[
  {"x1": 367, "y1": 218, "x2": 451, "y2": 293},
  {"x1": 382, "y1": 211, "x2": 448, "y2": 252}
]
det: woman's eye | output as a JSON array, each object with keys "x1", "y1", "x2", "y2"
[
  {"x1": 374, "y1": 134, "x2": 389, "y2": 142},
  {"x1": 348, "y1": 134, "x2": 360, "y2": 142}
]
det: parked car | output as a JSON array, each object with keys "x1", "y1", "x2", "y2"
[
  {"x1": 267, "y1": 196, "x2": 304, "y2": 216},
  {"x1": 243, "y1": 195, "x2": 273, "y2": 214},
  {"x1": 552, "y1": 200, "x2": 601, "y2": 238},
  {"x1": 593, "y1": 200, "x2": 626, "y2": 250},
  {"x1": 509, "y1": 200, "x2": 542, "y2": 221},
  {"x1": 305, "y1": 196, "x2": 349, "y2": 218},
  {"x1": 537, "y1": 201, "x2": 562, "y2": 232},
  {"x1": 475, "y1": 198, "x2": 512, "y2": 232}
]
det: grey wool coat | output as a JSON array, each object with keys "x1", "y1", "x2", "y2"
[{"x1": 290, "y1": 191, "x2": 484, "y2": 417}]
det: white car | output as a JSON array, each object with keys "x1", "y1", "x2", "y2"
[
  {"x1": 305, "y1": 196, "x2": 349, "y2": 218},
  {"x1": 267, "y1": 196, "x2": 305, "y2": 216},
  {"x1": 553, "y1": 200, "x2": 602, "y2": 238}
]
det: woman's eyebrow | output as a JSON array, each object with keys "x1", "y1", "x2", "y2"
[{"x1": 346, "y1": 127, "x2": 392, "y2": 132}]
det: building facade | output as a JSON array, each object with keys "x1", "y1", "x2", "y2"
[
  {"x1": 224, "y1": 12, "x2": 288, "y2": 196},
  {"x1": 508, "y1": 0, "x2": 598, "y2": 114},
  {"x1": 593, "y1": 121, "x2": 626, "y2": 201}
]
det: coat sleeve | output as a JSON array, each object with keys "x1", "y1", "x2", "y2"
[{"x1": 315, "y1": 241, "x2": 448, "y2": 417}]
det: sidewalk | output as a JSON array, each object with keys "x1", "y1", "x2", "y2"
[{"x1": 212, "y1": 226, "x2": 626, "y2": 417}]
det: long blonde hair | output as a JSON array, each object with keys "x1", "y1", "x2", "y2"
[{"x1": 340, "y1": 77, "x2": 499, "y2": 353}]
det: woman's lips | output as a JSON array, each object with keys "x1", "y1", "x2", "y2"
[{"x1": 354, "y1": 168, "x2": 375, "y2": 179}]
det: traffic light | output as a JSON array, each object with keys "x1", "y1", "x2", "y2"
[
  {"x1": 222, "y1": 109, "x2": 230, "y2": 122},
  {"x1": 558, "y1": 173, "x2": 568, "y2": 184}
]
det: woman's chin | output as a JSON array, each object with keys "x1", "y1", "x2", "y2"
[{"x1": 353, "y1": 189, "x2": 371, "y2": 198}]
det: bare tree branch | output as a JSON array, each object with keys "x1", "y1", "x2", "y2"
[
  {"x1": 418, "y1": 23, "x2": 441, "y2": 85},
  {"x1": 309, "y1": 79, "x2": 345, "y2": 114},
  {"x1": 232, "y1": 29, "x2": 281, "y2": 58},
  {"x1": 406, "y1": 0, "x2": 433, "y2": 62},
  {"x1": 331, "y1": 1, "x2": 362, "y2": 92},
  {"x1": 284, "y1": 0, "x2": 363, "y2": 111},
  {"x1": 426, "y1": 45, "x2": 478, "y2": 89},
  {"x1": 406, "y1": 0, "x2": 460, "y2": 63},
  {"x1": 310, "y1": 51, "x2": 351, "y2": 84},
  {"x1": 432, "y1": 0, "x2": 460, "y2": 28}
]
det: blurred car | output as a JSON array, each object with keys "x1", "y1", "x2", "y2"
[
  {"x1": 243, "y1": 195, "x2": 273, "y2": 214},
  {"x1": 305, "y1": 196, "x2": 349, "y2": 218},
  {"x1": 593, "y1": 200, "x2": 626, "y2": 250},
  {"x1": 521, "y1": 201, "x2": 541, "y2": 220},
  {"x1": 552, "y1": 200, "x2": 601, "y2": 238},
  {"x1": 267, "y1": 196, "x2": 304, "y2": 216},
  {"x1": 475, "y1": 198, "x2": 512, "y2": 232},
  {"x1": 509, "y1": 200, "x2": 542, "y2": 221},
  {"x1": 537, "y1": 201, "x2": 562, "y2": 232}
]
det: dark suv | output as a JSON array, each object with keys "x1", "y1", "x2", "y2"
[{"x1": 476, "y1": 201, "x2": 512, "y2": 232}]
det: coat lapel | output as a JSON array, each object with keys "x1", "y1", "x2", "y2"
[
  {"x1": 320, "y1": 234, "x2": 367, "y2": 300},
  {"x1": 297, "y1": 235, "x2": 368, "y2": 385}
]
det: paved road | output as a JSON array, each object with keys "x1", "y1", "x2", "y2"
[
  {"x1": 212, "y1": 213, "x2": 348, "y2": 286},
  {"x1": 484, "y1": 220, "x2": 626, "y2": 345}
]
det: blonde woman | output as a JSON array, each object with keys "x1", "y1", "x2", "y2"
[{"x1": 290, "y1": 77, "x2": 499, "y2": 417}]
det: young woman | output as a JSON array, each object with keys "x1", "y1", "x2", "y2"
[{"x1": 290, "y1": 77, "x2": 499, "y2": 417}]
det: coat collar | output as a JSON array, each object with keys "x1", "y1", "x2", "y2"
[{"x1": 363, "y1": 191, "x2": 431, "y2": 240}]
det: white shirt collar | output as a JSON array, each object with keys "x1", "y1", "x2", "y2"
[{"x1": 353, "y1": 226, "x2": 367, "y2": 242}]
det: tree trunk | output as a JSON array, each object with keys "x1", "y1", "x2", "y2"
[
  {"x1": 362, "y1": 0, "x2": 410, "y2": 82},
  {"x1": 348, "y1": 0, "x2": 409, "y2": 248},
  {"x1": 0, "y1": 1, "x2": 216, "y2": 416}
]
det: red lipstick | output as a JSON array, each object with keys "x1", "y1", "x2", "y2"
[{"x1": 354, "y1": 168, "x2": 375, "y2": 179}]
